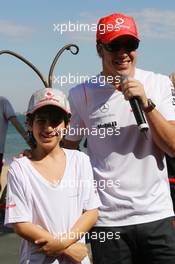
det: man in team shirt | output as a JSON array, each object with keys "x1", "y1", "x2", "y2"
[{"x1": 64, "y1": 12, "x2": 175, "y2": 264}]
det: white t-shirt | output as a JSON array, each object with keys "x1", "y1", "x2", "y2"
[
  {"x1": 5, "y1": 149, "x2": 100, "y2": 264},
  {"x1": 0, "y1": 96, "x2": 16, "y2": 153},
  {"x1": 66, "y1": 68, "x2": 175, "y2": 227}
]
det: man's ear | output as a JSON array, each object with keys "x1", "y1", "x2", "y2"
[{"x1": 96, "y1": 43, "x2": 103, "y2": 58}]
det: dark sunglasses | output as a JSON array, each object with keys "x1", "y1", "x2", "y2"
[{"x1": 99, "y1": 38, "x2": 139, "y2": 52}]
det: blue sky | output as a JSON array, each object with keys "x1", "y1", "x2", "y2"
[{"x1": 0, "y1": 0, "x2": 175, "y2": 112}]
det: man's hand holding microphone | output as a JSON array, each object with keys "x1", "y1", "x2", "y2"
[{"x1": 118, "y1": 75, "x2": 150, "y2": 136}]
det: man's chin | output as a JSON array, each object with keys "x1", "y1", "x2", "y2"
[{"x1": 114, "y1": 68, "x2": 130, "y2": 76}]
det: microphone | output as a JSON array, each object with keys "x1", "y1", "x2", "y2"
[{"x1": 120, "y1": 75, "x2": 149, "y2": 135}]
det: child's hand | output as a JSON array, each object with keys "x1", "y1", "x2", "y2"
[
  {"x1": 63, "y1": 242, "x2": 88, "y2": 263},
  {"x1": 35, "y1": 238, "x2": 64, "y2": 256}
]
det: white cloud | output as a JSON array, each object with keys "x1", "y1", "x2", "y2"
[
  {"x1": 53, "y1": 9, "x2": 175, "y2": 43},
  {"x1": 0, "y1": 20, "x2": 34, "y2": 38},
  {"x1": 129, "y1": 8, "x2": 175, "y2": 39}
]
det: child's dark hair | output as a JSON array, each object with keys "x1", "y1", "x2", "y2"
[{"x1": 26, "y1": 105, "x2": 71, "y2": 148}]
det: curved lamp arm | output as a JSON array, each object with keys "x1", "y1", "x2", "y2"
[
  {"x1": 0, "y1": 50, "x2": 48, "y2": 87},
  {"x1": 0, "y1": 44, "x2": 79, "y2": 89},
  {"x1": 48, "y1": 44, "x2": 79, "y2": 87}
]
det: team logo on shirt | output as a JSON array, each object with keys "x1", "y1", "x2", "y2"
[
  {"x1": 97, "y1": 121, "x2": 118, "y2": 128},
  {"x1": 100, "y1": 103, "x2": 109, "y2": 113},
  {"x1": 0, "y1": 196, "x2": 16, "y2": 209}
]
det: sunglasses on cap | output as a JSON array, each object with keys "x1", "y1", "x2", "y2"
[{"x1": 99, "y1": 38, "x2": 139, "y2": 52}]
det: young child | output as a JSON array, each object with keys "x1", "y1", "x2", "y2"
[{"x1": 5, "y1": 88, "x2": 100, "y2": 264}]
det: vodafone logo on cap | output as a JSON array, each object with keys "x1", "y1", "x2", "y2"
[
  {"x1": 45, "y1": 91, "x2": 53, "y2": 97},
  {"x1": 115, "y1": 17, "x2": 130, "y2": 31},
  {"x1": 115, "y1": 17, "x2": 125, "y2": 31},
  {"x1": 115, "y1": 17, "x2": 124, "y2": 25}
]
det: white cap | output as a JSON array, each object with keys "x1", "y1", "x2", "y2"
[{"x1": 27, "y1": 88, "x2": 71, "y2": 115}]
